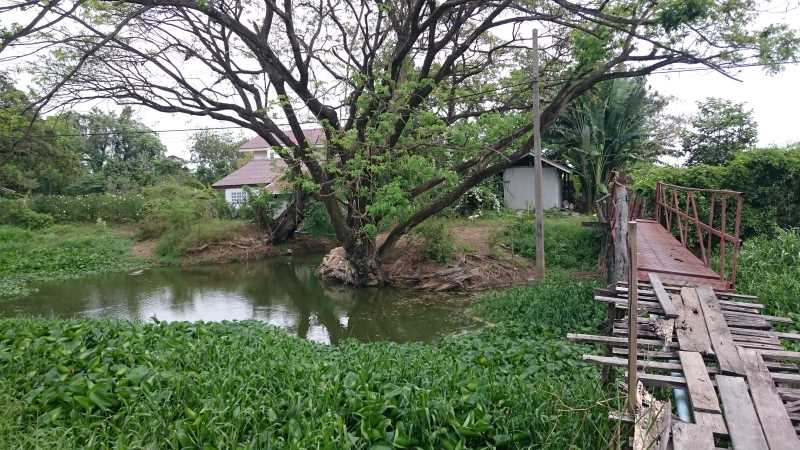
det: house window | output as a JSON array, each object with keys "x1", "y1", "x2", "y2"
[{"x1": 230, "y1": 190, "x2": 248, "y2": 205}]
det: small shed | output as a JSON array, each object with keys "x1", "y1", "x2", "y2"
[{"x1": 502, "y1": 153, "x2": 572, "y2": 210}]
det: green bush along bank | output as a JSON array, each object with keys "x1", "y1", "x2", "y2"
[{"x1": 0, "y1": 273, "x2": 618, "y2": 449}]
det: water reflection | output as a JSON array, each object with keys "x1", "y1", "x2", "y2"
[{"x1": 1, "y1": 255, "x2": 476, "y2": 344}]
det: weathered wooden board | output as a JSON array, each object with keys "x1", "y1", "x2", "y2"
[
  {"x1": 716, "y1": 375, "x2": 769, "y2": 450},
  {"x1": 648, "y1": 273, "x2": 679, "y2": 318},
  {"x1": 696, "y1": 285, "x2": 746, "y2": 375},
  {"x1": 671, "y1": 422, "x2": 715, "y2": 450},
  {"x1": 567, "y1": 333, "x2": 678, "y2": 348},
  {"x1": 679, "y1": 351, "x2": 721, "y2": 413},
  {"x1": 739, "y1": 348, "x2": 800, "y2": 450},
  {"x1": 582, "y1": 354, "x2": 682, "y2": 371},
  {"x1": 759, "y1": 349, "x2": 800, "y2": 362},
  {"x1": 694, "y1": 411, "x2": 728, "y2": 435},
  {"x1": 675, "y1": 289, "x2": 713, "y2": 354}
]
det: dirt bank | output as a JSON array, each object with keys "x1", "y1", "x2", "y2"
[
  {"x1": 379, "y1": 220, "x2": 535, "y2": 291},
  {"x1": 114, "y1": 225, "x2": 335, "y2": 267}
]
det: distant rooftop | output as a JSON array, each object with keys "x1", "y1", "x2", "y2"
[
  {"x1": 211, "y1": 159, "x2": 289, "y2": 191},
  {"x1": 240, "y1": 128, "x2": 326, "y2": 150}
]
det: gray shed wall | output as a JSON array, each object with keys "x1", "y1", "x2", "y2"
[{"x1": 502, "y1": 166, "x2": 563, "y2": 210}]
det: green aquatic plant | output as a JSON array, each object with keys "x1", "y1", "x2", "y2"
[{"x1": 0, "y1": 274, "x2": 619, "y2": 448}]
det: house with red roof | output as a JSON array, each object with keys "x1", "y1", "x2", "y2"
[{"x1": 212, "y1": 129, "x2": 325, "y2": 206}]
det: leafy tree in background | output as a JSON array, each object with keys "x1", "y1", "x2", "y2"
[
  {"x1": 67, "y1": 107, "x2": 173, "y2": 193},
  {"x1": 682, "y1": 98, "x2": 758, "y2": 166},
  {"x1": 0, "y1": 75, "x2": 82, "y2": 194},
  {"x1": 189, "y1": 130, "x2": 246, "y2": 185},
  {"x1": 548, "y1": 78, "x2": 673, "y2": 210}
]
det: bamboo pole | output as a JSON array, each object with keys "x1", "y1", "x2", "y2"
[{"x1": 531, "y1": 29, "x2": 545, "y2": 279}]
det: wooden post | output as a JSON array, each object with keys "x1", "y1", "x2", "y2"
[
  {"x1": 612, "y1": 181, "x2": 629, "y2": 289},
  {"x1": 627, "y1": 220, "x2": 639, "y2": 413},
  {"x1": 531, "y1": 29, "x2": 545, "y2": 279}
]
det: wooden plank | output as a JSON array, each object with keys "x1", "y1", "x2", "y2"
[
  {"x1": 696, "y1": 285, "x2": 746, "y2": 375},
  {"x1": 724, "y1": 310, "x2": 793, "y2": 324},
  {"x1": 759, "y1": 349, "x2": 800, "y2": 362},
  {"x1": 739, "y1": 348, "x2": 800, "y2": 450},
  {"x1": 672, "y1": 422, "x2": 715, "y2": 450},
  {"x1": 675, "y1": 289, "x2": 713, "y2": 354},
  {"x1": 716, "y1": 375, "x2": 769, "y2": 450},
  {"x1": 679, "y1": 351, "x2": 721, "y2": 413},
  {"x1": 582, "y1": 354, "x2": 682, "y2": 371},
  {"x1": 695, "y1": 411, "x2": 728, "y2": 435},
  {"x1": 648, "y1": 273, "x2": 679, "y2": 318},
  {"x1": 566, "y1": 333, "x2": 678, "y2": 348}
]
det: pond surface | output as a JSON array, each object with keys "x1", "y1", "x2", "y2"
[{"x1": 1, "y1": 255, "x2": 477, "y2": 344}]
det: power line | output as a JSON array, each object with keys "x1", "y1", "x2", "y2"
[{"x1": 38, "y1": 59, "x2": 799, "y2": 138}]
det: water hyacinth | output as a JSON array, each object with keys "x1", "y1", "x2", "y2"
[{"x1": 0, "y1": 274, "x2": 621, "y2": 449}]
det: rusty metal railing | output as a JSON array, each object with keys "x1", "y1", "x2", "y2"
[{"x1": 654, "y1": 182, "x2": 743, "y2": 287}]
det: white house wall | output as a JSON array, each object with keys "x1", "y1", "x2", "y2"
[{"x1": 502, "y1": 166, "x2": 562, "y2": 210}]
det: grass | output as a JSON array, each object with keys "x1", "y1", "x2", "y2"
[
  {"x1": 0, "y1": 224, "x2": 144, "y2": 299},
  {"x1": 0, "y1": 272, "x2": 619, "y2": 449},
  {"x1": 492, "y1": 211, "x2": 600, "y2": 271}
]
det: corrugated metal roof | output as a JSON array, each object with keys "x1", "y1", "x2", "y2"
[
  {"x1": 240, "y1": 128, "x2": 326, "y2": 150},
  {"x1": 511, "y1": 152, "x2": 573, "y2": 174},
  {"x1": 211, "y1": 159, "x2": 289, "y2": 191}
]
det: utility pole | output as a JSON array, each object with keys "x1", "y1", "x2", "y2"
[{"x1": 532, "y1": 29, "x2": 545, "y2": 279}]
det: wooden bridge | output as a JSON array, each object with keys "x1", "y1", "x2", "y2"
[{"x1": 571, "y1": 181, "x2": 800, "y2": 449}]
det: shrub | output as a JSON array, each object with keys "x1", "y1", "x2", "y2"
[
  {"x1": 25, "y1": 193, "x2": 145, "y2": 223},
  {"x1": 414, "y1": 220, "x2": 455, "y2": 263},
  {"x1": 300, "y1": 198, "x2": 336, "y2": 237},
  {"x1": 497, "y1": 212, "x2": 600, "y2": 271},
  {"x1": 155, "y1": 219, "x2": 251, "y2": 261},
  {"x1": 0, "y1": 200, "x2": 54, "y2": 229},
  {"x1": 454, "y1": 182, "x2": 502, "y2": 216},
  {"x1": 236, "y1": 188, "x2": 283, "y2": 231},
  {"x1": 138, "y1": 184, "x2": 228, "y2": 239}
]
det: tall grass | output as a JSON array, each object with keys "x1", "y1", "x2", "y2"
[
  {"x1": 0, "y1": 274, "x2": 620, "y2": 448},
  {"x1": 737, "y1": 228, "x2": 800, "y2": 321},
  {"x1": 495, "y1": 212, "x2": 600, "y2": 271}
]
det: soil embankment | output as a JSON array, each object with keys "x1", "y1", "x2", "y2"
[{"x1": 380, "y1": 222, "x2": 535, "y2": 291}]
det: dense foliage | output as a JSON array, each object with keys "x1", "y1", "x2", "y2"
[
  {"x1": 682, "y1": 98, "x2": 758, "y2": 166},
  {"x1": 0, "y1": 273, "x2": 616, "y2": 449},
  {"x1": 632, "y1": 147, "x2": 800, "y2": 237},
  {"x1": 0, "y1": 225, "x2": 142, "y2": 298}
]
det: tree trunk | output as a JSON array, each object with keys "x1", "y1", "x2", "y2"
[{"x1": 267, "y1": 191, "x2": 308, "y2": 244}]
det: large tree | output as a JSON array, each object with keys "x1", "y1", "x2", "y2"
[
  {"x1": 0, "y1": 75, "x2": 82, "y2": 193},
  {"x1": 682, "y1": 97, "x2": 758, "y2": 166},
  {"x1": 10, "y1": 0, "x2": 800, "y2": 284}
]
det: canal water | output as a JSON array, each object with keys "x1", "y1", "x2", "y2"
[{"x1": 1, "y1": 255, "x2": 477, "y2": 344}]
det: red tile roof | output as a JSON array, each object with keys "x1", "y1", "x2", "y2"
[
  {"x1": 240, "y1": 128, "x2": 326, "y2": 150},
  {"x1": 211, "y1": 159, "x2": 288, "y2": 191}
]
